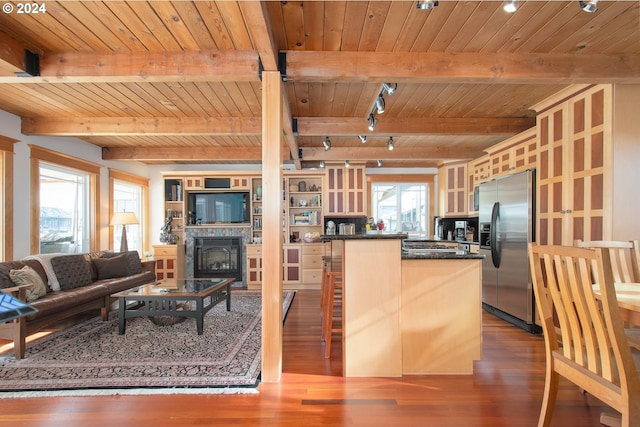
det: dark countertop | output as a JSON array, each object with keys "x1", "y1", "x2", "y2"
[
  {"x1": 321, "y1": 232, "x2": 408, "y2": 241},
  {"x1": 401, "y1": 252, "x2": 485, "y2": 260}
]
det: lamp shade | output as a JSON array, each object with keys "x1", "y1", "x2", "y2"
[{"x1": 111, "y1": 211, "x2": 139, "y2": 226}]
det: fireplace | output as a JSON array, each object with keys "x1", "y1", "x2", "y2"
[{"x1": 194, "y1": 237, "x2": 242, "y2": 281}]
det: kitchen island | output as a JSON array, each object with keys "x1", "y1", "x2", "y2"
[{"x1": 322, "y1": 233, "x2": 484, "y2": 377}]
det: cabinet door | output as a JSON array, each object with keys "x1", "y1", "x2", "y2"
[
  {"x1": 440, "y1": 163, "x2": 467, "y2": 216},
  {"x1": 184, "y1": 177, "x2": 204, "y2": 190},
  {"x1": 344, "y1": 165, "x2": 366, "y2": 215},
  {"x1": 326, "y1": 166, "x2": 344, "y2": 214},
  {"x1": 283, "y1": 245, "x2": 301, "y2": 283}
]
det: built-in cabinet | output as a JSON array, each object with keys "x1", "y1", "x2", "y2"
[
  {"x1": 324, "y1": 163, "x2": 367, "y2": 215},
  {"x1": 485, "y1": 128, "x2": 537, "y2": 179},
  {"x1": 467, "y1": 155, "x2": 491, "y2": 216},
  {"x1": 250, "y1": 177, "x2": 263, "y2": 243},
  {"x1": 533, "y1": 84, "x2": 640, "y2": 245},
  {"x1": 163, "y1": 178, "x2": 185, "y2": 244},
  {"x1": 246, "y1": 244, "x2": 262, "y2": 289},
  {"x1": 438, "y1": 161, "x2": 467, "y2": 217},
  {"x1": 152, "y1": 244, "x2": 184, "y2": 279},
  {"x1": 284, "y1": 173, "x2": 323, "y2": 244}
]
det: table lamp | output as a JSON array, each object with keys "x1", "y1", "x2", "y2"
[{"x1": 111, "y1": 211, "x2": 139, "y2": 252}]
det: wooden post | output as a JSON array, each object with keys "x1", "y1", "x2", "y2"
[{"x1": 261, "y1": 70, "x2": 284, "y2": 382}]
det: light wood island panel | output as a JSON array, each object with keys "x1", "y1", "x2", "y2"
[{"x1": 401, "y1": 258, "x2": 482, "y2": 374}]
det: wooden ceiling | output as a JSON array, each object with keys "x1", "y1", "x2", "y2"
[{"x1": 0, "y1": 1, "x2": 638, "y2": 169}]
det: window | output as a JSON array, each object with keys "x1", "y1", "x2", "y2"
[
  {"x1": 39, "y1": 164, "x2": 91, "y2": 254},
  {"x1": 109, "y1": 169, "x2": 149, "y2": 255},
  {"x1": 30, "y1": 145, "x2": 100, "y2": 254},
  {"x1": 371, "y1": 183, "x2": 428, "y2": 237}
]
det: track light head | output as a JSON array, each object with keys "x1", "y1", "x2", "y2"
[
  {"x1": 503, "y1": 0, "x2": 519, "y2": 13},
  {"x1": 579, "y1": 0, "x2": 599, "y2": 12},
  {"x1": 368, "y1": 115, "x2": 378, "y2": 131},
  {"x1": 359, "y1": 135, "x2": 367, "y2": 143},
  {"x1": 345, "y1": 160, "x2": 350, "y2": 168},
  {"x1": 375, "y1": 95, "x2": 385, "y2": 114},
  {"x1": 382, "y1": 83, "x2": 397, "y2": 96},
  {"x1": 377, "y1": 160, "x2": 383, "y2": 168},
  {"x1": 387, "y1": 136, "x2": 394, "y2": 151},
  {"x1": 319, "y1": 160, "x2": 325, "y2": 168},
  {"x1": 416, "y1": 1, "x2": 438, "y2": 10},
  {"x1": 322, "y1": 136, "x2": 331, "y2": 151}
]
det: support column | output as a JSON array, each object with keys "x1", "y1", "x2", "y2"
[{"x1": 261, "y1": 70, "x2": 284, "y2": 382}]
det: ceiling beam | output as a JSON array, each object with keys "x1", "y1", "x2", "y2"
[
  {"x1": 285, "y1": 51, "x2": 640, "y2": 84},
  {"x1": 302, "y1": 146, "x2": 485, "y2": 161},
  {"x1": 102, "y1": 146, "x2": 289, "y2": 162},
  {"x1": 295, "y1": 117, "x2": 535, "y2": 136},
  {"x1": 22, "y1": 117, "x2": 261, "y2": 136},
  {"x1": 0, "y1": 32, "x2": 29, "y2": 75},
  {"x1": 0, "y1": 50, "x2": 260, "y2": 83}
]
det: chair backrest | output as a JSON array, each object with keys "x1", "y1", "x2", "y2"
[
  {"x1": 574, "y1": 240, "x2": 640, "y2": 283},
  {"x1": 529, "y1": 243, "x2": 640, "y2": 423}
]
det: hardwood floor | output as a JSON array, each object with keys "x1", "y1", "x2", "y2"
[{"x1": 0, "y1": 289, "x2": 610, "y2": 427}]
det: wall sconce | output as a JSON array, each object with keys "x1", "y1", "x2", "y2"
[
  {"x1": 359, "y1": 135, "x2": 367, "y2": 143},
  {"x1": 322, "y1": 136, "x2": 331, "y2": 151},
  {"x1": 503, "y1": 0, "x2": 519, "y2": 13},
  {"x1": 579, "y1": 0, "x2": 598, "y2": 12},
  {"x1": 387, "y1": 136, "x2": 395, "y2": 151},
  {"x1": 368, "y1": 115, "x2": 378, "y2": 131},
  {"x1": 416, "y1": 1, "x2": 439, "y2": 10},
  {"x1": 111, "y1": 211, "x2": 139, "y2": 253},
  {"x1": 377, "y1": 160, "x2": 383, "y2": 168}
]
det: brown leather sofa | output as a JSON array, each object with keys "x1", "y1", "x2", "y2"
[{"x1": 0, "y1": 250, "x2": 155, "y2": 359}]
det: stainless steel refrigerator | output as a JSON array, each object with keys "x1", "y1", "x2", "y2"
[{"x1": 479, "y1": 169, "x2": 539, "y2": 333}]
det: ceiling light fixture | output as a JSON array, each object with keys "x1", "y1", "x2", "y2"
[
  {"x1": 359, "y1": 135, "x2": 367, "y2": 143},
  {"x1": 377, "y1": 160, "x2": 383, "y2": 168},
  {"x1": 368, "y1": 115, "x2": 378, "y2": 131},
  {"x1": 375, "y1": 95, "x2": 385, "y2": 114},
  {"x1": 345, "y1": 160, "x2": 350, "y2": 168},
  {"x1": 382, "y1": 83, "x2": 397, "y2": 96},
  {"x1": 579, "y1": 0, "x2": 599, "y2": 12},
  {"x1": 322, "y1": 136, "x2": 331, "y2": 151},
  {"x1": 387, "y1": 136, "x2": 395, "y2": 151},
  {"x1": 416, "y1": 1, "x2": 439, "y2": 10},
  {"x1": 502, "y1": 0, "x2": 519, "y2": 13}
]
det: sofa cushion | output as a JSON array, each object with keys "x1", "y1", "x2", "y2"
[
  {"x1": 83, "y1": 250, "x2": 115, "y2": 281},
  {"x1": 92, "y1": 254, "x2": 131, "y2": 280},
  {"x1": 22, "y1": 254, "x2": 66, "y2": 291},
  {"x1": 50, "y1": 255, "x2": 93, "y2": 290},
  {"x1": 123, "y1": 251, "x2": 142, "y2": 274},
  {"x1": 9, "y1": 265, "x2": 48, "y2": 302}
]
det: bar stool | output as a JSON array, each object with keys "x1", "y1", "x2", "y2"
[{"x1": 321, "y1": 267, "x2": 343, "y2": 358}]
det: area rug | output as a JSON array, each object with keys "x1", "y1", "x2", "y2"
[{"x1": 0, "y1": 290, "x2": 295, "y2": 393}]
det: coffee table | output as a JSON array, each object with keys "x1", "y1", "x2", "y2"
[{"x1": 114, "y1": 277, "x2": 234, "y2": 335}]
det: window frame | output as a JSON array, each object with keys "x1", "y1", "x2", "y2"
[
  {"x1": 29, "y1": 145, "x2": 101, "y2": 254},
  {"x1": 0, "y1": 136, "x2": 16, "y2": 261},
  {"x1": 109, "y1": 169, "x2": 149, "y2": 254}
]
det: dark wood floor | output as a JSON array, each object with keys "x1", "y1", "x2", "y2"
[{"x1": 0, "y1": 289, "x2": 610, "y2": 427}]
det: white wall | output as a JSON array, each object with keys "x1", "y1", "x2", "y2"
[{"x1": 0, "y1": 110, "x2": 149, "y2": 258}]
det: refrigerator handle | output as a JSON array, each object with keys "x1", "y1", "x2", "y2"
[{"x1": 490, "y1": 202, "x2": 501, "y2": 268}]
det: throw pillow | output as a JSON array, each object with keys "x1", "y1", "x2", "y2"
[
  {"x1": 9, "y1": 265, "x2": 47, "y2": 302},
  {"x1": 92, "y1": 254, "x2": 131, "y2": 280},
  {"x1": 50, "y1": 255, "x2": 93, "y2": 290},
  {"x1": 123, "y1": 251, "x2": 143, "y2": 274}
]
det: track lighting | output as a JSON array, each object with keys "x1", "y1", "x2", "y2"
[
  {"x1": 377, "y1": 160, "x2": 383, "y2": 168},
  {"x1": 375, "y1": 95, "x2": 385, "y2": 114},
  {"x1": 382, "y1": 83, "x2": 397, "y2": 96},
  {"x1": 345, "y1": 160, "x2": 350, "y2": 168},
  {"x1": 319, "y1": 160, "x2": 325, "y2": 168},
  {"x1": 416, "y1": 1, "x2": 438, "y2": 10},
  {"x1": 579, "y1": 0, "x2": 599, "y2": 12},
  {"x1": 387, "y1": 136, "x2": 394, "y2": 151},
  {"x1": 368, "y1": 115, "x2": 378, "y2": 131},
  {"x1": 359, "y1": 135, "x2": 367, "y2": 143},
  {"x1": 502, "y1": 0, "x2": 519, "y2": 13},
  {"x1": 322, "y1": 136, "x2": 331, "y2": 151}
]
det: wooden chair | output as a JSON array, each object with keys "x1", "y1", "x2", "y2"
[
  {"x1": 575, "y1": 240, "x2": 640, "y2": 350},
  {"x1": 321, "y1": 261, "x2": 342, "y2": 359},
  {"x1": 529, "y1": 243, "x2": 640, "y2": 427}
]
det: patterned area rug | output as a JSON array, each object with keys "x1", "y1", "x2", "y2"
[{"x1": 0, "y1": 290, "x2": 295, "y2": 392}]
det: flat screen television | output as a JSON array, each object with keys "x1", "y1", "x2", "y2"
[{"x1": 187, "y1": 192, "x2": 249, "y2": 224}]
